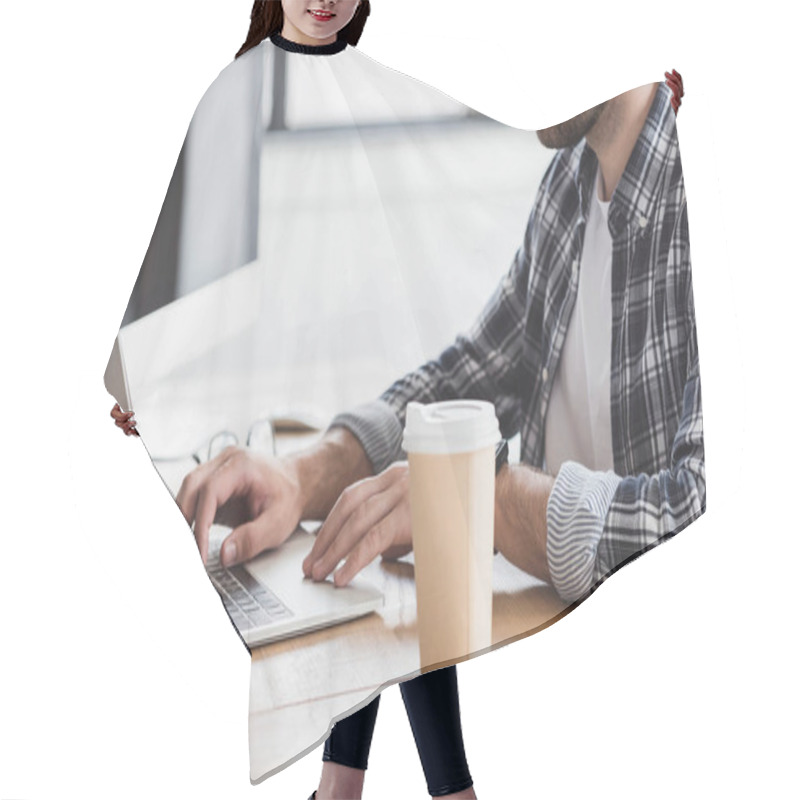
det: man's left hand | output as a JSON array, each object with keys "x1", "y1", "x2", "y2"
[{"x1": 302, "y1": 462, "x2": 412, "y2": 586}]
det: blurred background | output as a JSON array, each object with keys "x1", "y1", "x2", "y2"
[{"x1": 119, "y1": 41, "x2": 551, "y2": 457}]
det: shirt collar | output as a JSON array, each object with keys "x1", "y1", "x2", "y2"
[{"x1": 575, "y1": 81, "x2": 676, "y2": 239}]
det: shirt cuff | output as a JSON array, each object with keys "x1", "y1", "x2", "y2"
[
  {"x1": 326, "y1": 399, "x2": 405, "y2": 475},
  {"x1": 546, "y1": 461, "x2": 622, "y2": 603}
]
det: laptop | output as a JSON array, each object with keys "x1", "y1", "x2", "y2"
[
  {"x1": 103, "y1": 263, "x2": 385, "y2": 650},
  {"x1": 205, "y1": 521, "x2": 384, "y2": 649},
  {"x1": 147, "y1": 444, "x2": 385, "y2": 649}
]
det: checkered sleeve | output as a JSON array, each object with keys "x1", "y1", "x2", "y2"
[
  {"x1": 327, "y1": 204, "x2": 538, "y2": 476},
  {"x1": 546, "y1": 213, "x2": 705, "y2": 603}
]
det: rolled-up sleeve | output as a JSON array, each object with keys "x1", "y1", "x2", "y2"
[
  {"x1": 546, "y1": 462, "x2": 623, "y2": 602},
  {"x1": 546, "y1": 324, "x2": 705, "y2": 604},
  {"x1": 327, "y1": 399, "x2": 404, "y2": 475}
]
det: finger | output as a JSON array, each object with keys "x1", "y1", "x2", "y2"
[
  {"x1": 301, "y1": 482, "x2": 363, "y2": 575},
  {"x1": 220, "y1": 511, "x2": 289, "y2": 567},
  {"x1": 308, "y1": 503, "x2": 372, "y2": 581},
  {"x1": 301, "y1": 501, "x2": 346, "y2": 575},
  {"x1": 193, "y1": 457, "x2": 250, "y2": 565},
  {"x1": 176, "y1": 469, "x2": 204, "y2": 527},
  {"x1": 314, "y1": 463, "x2": 408, "y2": 571},
  {"x1": 111, "y1": 406, "x2": 134, "y2": 422},
  {"x1": 666, "y1": 71, "x2": 683, "y2": 96},
  {"x1": 220, "y1": 521, "x2": 257, "y2": 567},
  {"x1": 176, "y1": 446, "x2": 238, "y2": 525},
  {"x1": 114, "y1": 417, "x2": 136, "y2": 433},
  {"x1": 333, "y1": 523, "x2": 396, "y2": 586},
  {"x1": 310, "y1": 476, "x2": 406, "y2": 581},
  {"x1": 302, "y1": 468, "x2": 401, "y2": 575}
]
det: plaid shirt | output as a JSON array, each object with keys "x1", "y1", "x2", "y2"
[{"x1": 329, "y1": 81, "x2": 705, "y2": 603}]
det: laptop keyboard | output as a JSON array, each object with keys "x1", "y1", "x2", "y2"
[{"x1": 206, "y1": 560, "x2": 294, "y2": 632}]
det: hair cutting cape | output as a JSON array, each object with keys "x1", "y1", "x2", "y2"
[{"x1": 104, "y1": 34, "x2": 704, "y2": 781}]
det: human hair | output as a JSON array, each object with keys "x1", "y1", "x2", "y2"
[{"x1": 235, "y1": 0, "x2": 371, "y2": 59}]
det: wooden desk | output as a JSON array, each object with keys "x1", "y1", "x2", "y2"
[
  {"x1": 248, "y1": 546, "x2": 568, "y2": 781},
  {"x1": 154, "y1": 430, "x2": 569, "y2": 782}
]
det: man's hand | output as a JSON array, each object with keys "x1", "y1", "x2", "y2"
[
  {"x1": 302, "y1": 462, "x2": 412, "y2": 587},
  {"x1": 176, "y1": 446, "x2": 303, "y2": 567}
]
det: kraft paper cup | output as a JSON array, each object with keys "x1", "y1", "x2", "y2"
[{"x1": 403, "y1": 400, "x2": 500, "y2": 670}]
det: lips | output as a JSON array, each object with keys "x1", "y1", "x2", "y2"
[{"x1": 308, "y1": 9, "x2": 335, "y2": 21}]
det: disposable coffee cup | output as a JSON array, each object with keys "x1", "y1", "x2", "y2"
[{"x1": 402, "y1": 400, "x2": 500, "y2": 670}]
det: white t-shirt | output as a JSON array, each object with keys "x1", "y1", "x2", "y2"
[{"x1": 544, "y1": 169, "x2": 615, "y2": 475}]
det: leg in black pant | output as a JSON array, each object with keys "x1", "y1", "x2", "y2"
[
  {"x1": 399, "y1": 667, "x2": 473, "y2": 797},
  {"x1": 321, "y1": 665, "x2": 473, "y2": 797},
  {"x1": 322, "y1": 692, "x2": 382, "y2": 771}
]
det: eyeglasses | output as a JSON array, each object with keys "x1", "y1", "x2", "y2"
[{"x1": 191, "y1": 417, "x2": 276, "y2": 464}]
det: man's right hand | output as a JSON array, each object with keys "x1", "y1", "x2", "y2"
[{"x1": 176, "y1": 446, "x2": 304, "y2": 568}]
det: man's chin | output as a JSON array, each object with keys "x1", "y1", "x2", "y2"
[{"x1": 536, "y1": 102, "x2": 607, "y2": 149}]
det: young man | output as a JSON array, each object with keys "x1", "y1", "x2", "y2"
[{"x1": 177, "y1": 78, "x2": 704, "y2": 608}]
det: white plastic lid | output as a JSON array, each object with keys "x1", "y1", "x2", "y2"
[{"x1": 402, "y1": 400, "x2": 500, "y2": 455}]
